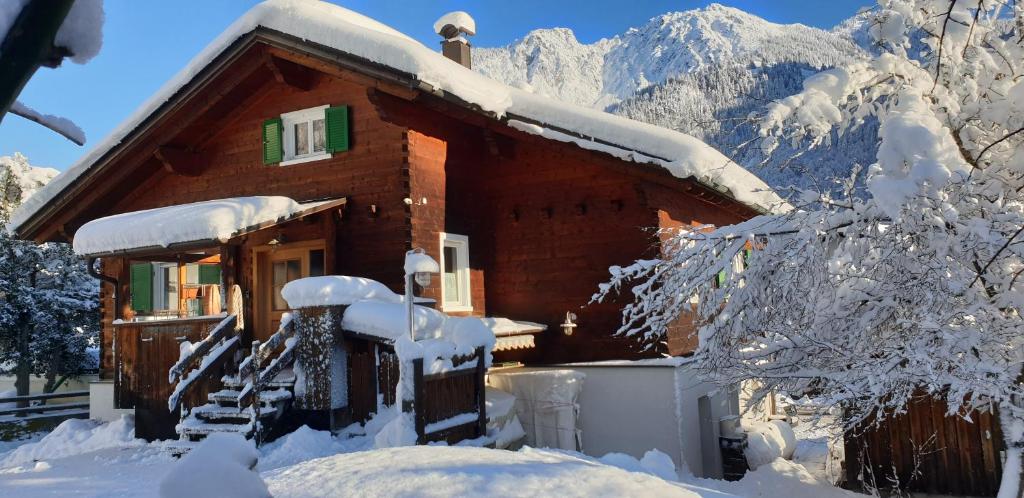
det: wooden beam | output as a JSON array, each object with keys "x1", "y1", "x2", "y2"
[
  {"x1": 153, "y1": 145, "x2": 206, "y2": 177},
  {"x1": 262, "y1": 50, "x2": 315, "y2": 91}
]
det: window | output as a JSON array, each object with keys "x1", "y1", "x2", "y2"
[
  {"x1": 129, "y1": 262, "x2": 221, "y2": 318},
  {"x1": 263, "y1": 105, "x2": 350, "y2": 166},
  {"x1": 280, "y1": 105, "x2": 329, "y2": 165},
  {"x1": 439, "y1": 233, "x2": 472, "y2": 312}
]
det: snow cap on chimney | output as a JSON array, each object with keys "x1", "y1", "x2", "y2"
[{"x1": 434, "y1": 11, "x2": 475, "y2": 68}]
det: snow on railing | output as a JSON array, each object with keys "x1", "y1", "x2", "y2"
[
  {"x1": 236, "y1": 336, "x2": 298, "y2": 408},
  {"x1": 168, "y1": 335, "x2": 240, "y2": 412},
  {"x1": 238, "y1": 314, "x2": 293, "y2": 380},
  {"x1": 168, "y1": 314, "x2": 238, "y2": 384}
]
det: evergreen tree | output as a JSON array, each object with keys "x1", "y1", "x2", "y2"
[{"x1": 0, "y1": 154, "x2": 97, "y2": 400}]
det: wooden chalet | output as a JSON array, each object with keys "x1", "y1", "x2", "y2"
[{"x1": 9, "y1": 1, "x2": 780, "y2": 443}]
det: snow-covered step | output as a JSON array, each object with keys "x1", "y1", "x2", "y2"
[
  {"x1": 177, "y1": 417, "x2": 254, "y2": 439},
  {"x1": 208, "y1": 388, "x2": 292, "y2": 407},
  {"x1": 221, "y1": 369, "x2": 296, "y2": 389},
  {"x1": 190, "y1": 403, "x2": 278, "y2": 423}
]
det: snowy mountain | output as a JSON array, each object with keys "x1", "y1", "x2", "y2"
[
  {"x1": 474, "y1": 3, "x2": 876, "y2": 193},
  {"x1": 0, "y1": 153, "x2": 59, "y2": 216}
]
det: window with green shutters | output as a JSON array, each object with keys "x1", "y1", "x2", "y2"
[
  {"x1": 267, "y1": 105, "x2": 350, "y2": 165},
  {"x1": 262, "y1": 117, "x2": 283, "y2": 164},
  {"x1": 324, "y1": 105, "x2": 349, "y2": 153},
  {"x1": 198, "y1": 264, "x2": 221, "y2": 285},
  {"x1": 130, "y1": 263, "x2": 153, "y2": 313}
]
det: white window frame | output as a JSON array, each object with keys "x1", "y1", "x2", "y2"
[
  {"x1": 439, "y1": 232, "x2": 472, "y2": 312},
  {"x1": 152, "y1": 262, "x2": 179, "y2": 313},
  {"x1": 280, "y1": 104, "x2": 331, "y2": 166}
]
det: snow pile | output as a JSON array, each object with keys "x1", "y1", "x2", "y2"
[
  {"x1": 281, "y1": 275, "x2": 401, "y2": 308},
  {"x1": 743, "y1": 420, "x2": 797, "y2": 469},
  {"x1": 403, "y1": 249, "x2": 439, "y2": 276},
  {"x1": 0, "y1": 416, "x2": 140, "y2": 468},
  {"x1": 340, "y1": 297, "x2": 496, "y2": 371},
  {"x1": 159, "y1": 433, "x2": 269, "y2": 498},
  {"x1": 434, "y1": 11, "x2": 476, "y2": 37},
  {"x1": 693, "y1": 458, "x2": 859, "y2": 498},
  {"x1": 258, "y1": 425, "x2": 367, "y2": 471},
  {"x1": 598, "y1": 449, "x2": 680, "y2": 482},
  {"x1": 72, "y1": 196, "x2": 317, "y2": 255},
  {"x1": 263, "y1": 445, "x2": 705, "y2": 498},
  {"x1": 11, "y1": 0, "x2": 784, "y2": 233}
]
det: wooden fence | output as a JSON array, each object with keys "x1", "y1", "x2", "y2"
[
  {"x1": 410, "y1": 346, "x2": 487, "y2": 444},
  {"x1": 844, "y1": 397, "x2": 1004, "y2": 497},
  {"x1": 0, "y1": 390, "x2": 90, "y2": 423},
  {"x1": 113, "y1": 316, "x2": 229, "y2": 440}
]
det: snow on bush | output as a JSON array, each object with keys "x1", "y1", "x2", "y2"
[
  {"x1": 159, "y1": 433, "x2": 269, "y2": 498},
  {"x1": 744, "y1": 420, "x2": 796, "y2": 469},
  {"x1": 0, "y1": 416, "x2": 140, "y2": 468}
]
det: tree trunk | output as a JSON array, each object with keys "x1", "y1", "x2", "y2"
[
  {"x1": 14, "y1": 319, "x2": 30, "y2": 410},
  {"x1": 998, "y1": 401, "x2": 1024, "y2": 498}
]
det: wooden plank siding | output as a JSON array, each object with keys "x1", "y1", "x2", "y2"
[
  {"x1": 845, "y1": 398, "x2": 1004, "y2": 496},
  {"x1": 113, "y1": 317, "x2": 229, "y2": 441}
]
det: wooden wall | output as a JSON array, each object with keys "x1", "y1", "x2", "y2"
[
  {"x1": 845, "y1": 398, "x2": 1004, "y2": 496},
  {"x1": 94, "y1": 63, "x2": 413, "y2": 378}
]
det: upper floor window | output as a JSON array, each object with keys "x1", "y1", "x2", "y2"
[
  {"x1": 439, "y1": 232, "x2": 472, "y2": 312},
  {"x1": 262, "y1": 105, "x2": 350, "y2": 166}
]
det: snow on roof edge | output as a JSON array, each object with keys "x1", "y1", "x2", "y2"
[{"x1": 10, "y1": 0, "x2": 788, "y2": 235}]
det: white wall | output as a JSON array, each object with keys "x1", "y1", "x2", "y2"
[
  {"x1": 510, "y1": 362, "x2": 736, "y2": 478},
  {"x1": 88, "y1": 380, "x2": 133, "y2": 422}
]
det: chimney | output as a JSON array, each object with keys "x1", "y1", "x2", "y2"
[{"x1": 434, "y1": 11, "x2": 476, "y2": 69}]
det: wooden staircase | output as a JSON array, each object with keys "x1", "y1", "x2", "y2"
[{"x1": 165, "y1": 286, "x2": 297, "y2": 455}]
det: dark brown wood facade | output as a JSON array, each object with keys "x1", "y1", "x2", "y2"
[
  {"x1": 19, "y1": 33, "x2": 759, "y2": 385},
  {"x1": 844, "y1": 398, "x2": 1005, "y2": 497}
]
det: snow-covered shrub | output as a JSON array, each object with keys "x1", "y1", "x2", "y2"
[
  {"x1": 0, "y1": 416, "x2": 140, "y2": 468},
  {"x1": 159, "y1": 433, "x2": 269, "y2": 498},
  {"x1": 596, "y1": 1, "x2": 1024, "y2": 495}
]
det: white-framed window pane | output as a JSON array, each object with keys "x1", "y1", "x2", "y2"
[
  {"x1": 443, "y1": 245, "x2": 460, "y2": 303},
  {"x1": 294, "y1": 122, "x2": 310, "y2": 156},
  {"x1": 312, "y1": 119, "x2": 325, "y2": 153}
]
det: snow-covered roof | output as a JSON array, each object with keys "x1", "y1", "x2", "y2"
[
  {"x1": 72, "y1": 196, "x2": 334, "y2": 256},
  {"x1": 11, "y1": 0, "x2": 787, "y2": 236}
]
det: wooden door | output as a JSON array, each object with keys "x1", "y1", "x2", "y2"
[{"x1": 255, "y1": 242, "x2": 325, "y2": 341}]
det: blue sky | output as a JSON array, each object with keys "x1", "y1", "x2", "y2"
[{"x1": 2, "y1": 0, "x2": 870, "y2": 172}]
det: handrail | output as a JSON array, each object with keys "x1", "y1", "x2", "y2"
[
  {"x1": 168, "y1": 335, "x2": 240, "y2": 412},
  {"x1": 238, "y1": 316, "x2": 294, "y2": 380},
  {"x1": 168, "y1": 314, "x2": 238, "y2": 384},
  {"x1": 0, "y1": 402, "x2": 91, "y2": 417},
  {"x1": 236, "y1": 337, "x2": 297, "y2": 408}
]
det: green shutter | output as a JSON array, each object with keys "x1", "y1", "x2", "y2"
[
  {"x1": 743, "y1": 248, "x2": 752, "y2": 269},
  {"x1": 715, "y1": 269, "x2": 727, "y2": 288},
  {"x1": 130, "y1": 263, "x2": 153, "y2": 313},
  {"x1": 198, "y1": 264, "x2": 221, "y2": 285},
  {"x1": 262, "y1": 117, "x2": 283, "y2": 164},
  {"x1": 324, "y1": 105, "x2": 350, "y2": 153}
]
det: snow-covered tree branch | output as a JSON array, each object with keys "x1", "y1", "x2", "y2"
[{"x1": 595, "y1": 1, "x2": 1024, "y2": 495}]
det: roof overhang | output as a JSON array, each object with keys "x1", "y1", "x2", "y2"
[{"x1": 75, "y1": 196, "x2": 346, "y2": 258}]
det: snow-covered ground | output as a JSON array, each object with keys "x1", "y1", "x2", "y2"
[{"x1": 0, "y1": 417, "x2": 860, "y2": 497}]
